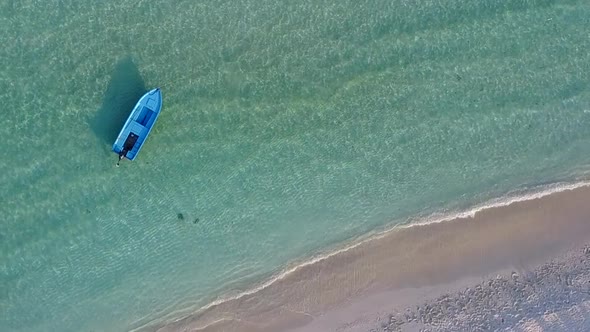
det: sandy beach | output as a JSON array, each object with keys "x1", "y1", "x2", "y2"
[{"x1": 140, "y1": 184, "x2": 590, "y2": 332}]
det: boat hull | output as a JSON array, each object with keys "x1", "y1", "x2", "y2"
[{"x1": 112, "y1": 88, "x2": 162, "y2": 161}]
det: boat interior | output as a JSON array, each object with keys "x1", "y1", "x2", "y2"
[{"x1": 136, "y1": 106, "x2": 156, "y2": 126}]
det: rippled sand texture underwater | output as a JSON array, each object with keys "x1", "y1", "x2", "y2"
[{"x1": 1, "y1": 0, "x2": 589, "y2": 331}]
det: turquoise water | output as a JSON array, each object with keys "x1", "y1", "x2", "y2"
[{"x1": 1, "y1": 1, "x2": 590, "y2": 331}]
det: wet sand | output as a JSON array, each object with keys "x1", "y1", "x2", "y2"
[{"x1": 140, "y1": 184, "x2": 590, "y2": 332}]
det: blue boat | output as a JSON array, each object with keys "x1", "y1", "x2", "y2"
[{"x1": 112, "y1": 88, "x2": 162, "y2": 165}]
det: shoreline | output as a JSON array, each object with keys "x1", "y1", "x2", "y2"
[{"x1": 138, "y1": 181, "x2": 590, "y2": 332}]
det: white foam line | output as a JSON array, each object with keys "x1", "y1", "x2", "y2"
[
  {"x1": 407, "y1": 180, "x2": 590, "y2": 226},
  {"x1": 190, "y1": 318, "x2": 233, "y2": 331},
  {"x1": 138, "y1": 180, "x2": 590, "y2": 331}
]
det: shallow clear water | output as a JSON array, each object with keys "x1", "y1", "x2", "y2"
[{"x1": 1, "y1": 1, "x2": 590, "y2": 331}]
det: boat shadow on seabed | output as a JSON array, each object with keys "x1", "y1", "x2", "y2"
[{"x1": 88, "y1": 56, "x2": 147, "y2": 148}]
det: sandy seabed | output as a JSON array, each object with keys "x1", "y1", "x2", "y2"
[{"x1": 139, "y1": 184, "x2": 590, "y2": 332}]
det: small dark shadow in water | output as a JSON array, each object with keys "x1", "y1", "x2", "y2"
[{"x1": 89, "y1": 56, "x2": 146, "y2": 145}]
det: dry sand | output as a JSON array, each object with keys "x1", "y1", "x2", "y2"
[{"x1": 140, "y1": 184, "x2": 590, "y2": 332}]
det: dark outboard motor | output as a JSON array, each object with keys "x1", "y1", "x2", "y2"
[
  {"x1": 116, "y1": 132, "x2": 139, "y2": 166},
  {"x1": 116, "y1": 149, "x2": 127, "y2": 166}
]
